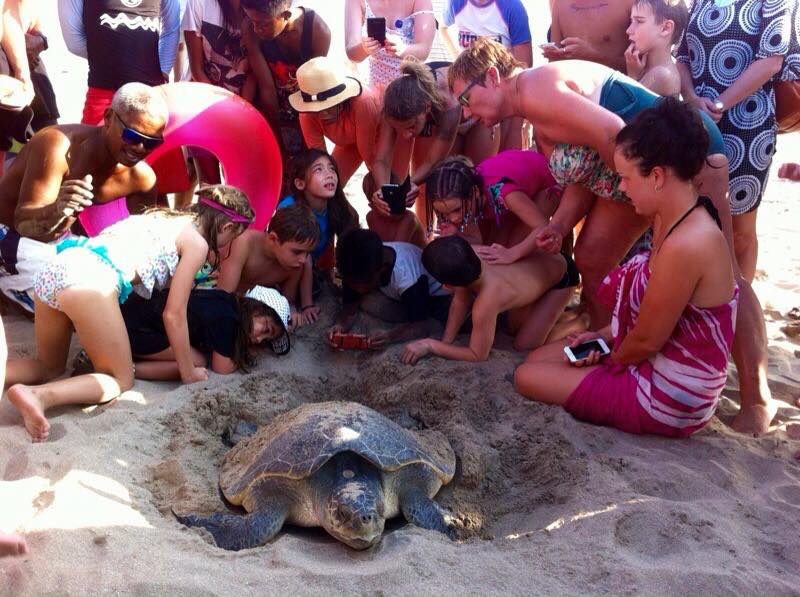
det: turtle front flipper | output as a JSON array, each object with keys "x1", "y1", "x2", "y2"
[
  {"x1": 173, "y1": 506, "x2": 287, "y2": 551},
  {"x1": 399, "y1": 491, "x2": 458, "y2": 540}
]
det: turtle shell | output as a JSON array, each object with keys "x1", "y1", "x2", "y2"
[{"x1": 221, "y1": 401, "x2": 455, "y2": 505}]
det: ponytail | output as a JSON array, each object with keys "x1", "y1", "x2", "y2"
[{"x1": 384, "y1": 58, "x2": 445, "y2": 121}]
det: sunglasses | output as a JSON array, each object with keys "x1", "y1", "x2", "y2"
[
  {"x1": 457, "y1": 78, "x2": 484, "y2": 108},
  {"x1": 114, "y1": 111, "x2": 164, "y2": 151}
]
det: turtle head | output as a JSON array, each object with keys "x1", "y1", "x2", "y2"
[{"x1": 322, "y1": 453, "x2": 386, "y2": 549}]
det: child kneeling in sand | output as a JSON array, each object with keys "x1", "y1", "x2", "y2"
[
  {"x1": 216, "y1": 204, "x2": 319, "y2": 327},
  {"x1": 120, "y1": 286, "x2": 292, "y2": 380},
  {"x1": 330, "y1": 229, "x2": 453, "y2": 348},
  {"x1": 402, "y1": 235, "x2": 565, "y2": 364}
]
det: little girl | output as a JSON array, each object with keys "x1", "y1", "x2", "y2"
[
  {"x1": 278, "y1": 149, "x2": 359, "y2": 324},
  {"x1": 426, "y1": 152, "x2": 564, "y2": 265},
  {"x1": 121, "y1": 285, "x2": 291, "y2": 380},
  {"x1": 3, "y1": 185, "x2": 254, "y2": 442}
]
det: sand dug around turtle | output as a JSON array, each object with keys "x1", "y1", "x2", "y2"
[{"x1": 1, "y1": 295, "x2": 800, "y2": 595}]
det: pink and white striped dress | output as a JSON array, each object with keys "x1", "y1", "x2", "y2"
[{"x1": 565, "y1": 252, "x2": 738, "y2": 437}]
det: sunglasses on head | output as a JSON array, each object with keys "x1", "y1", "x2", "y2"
[
  {"x1": 113, "y1": 111, "x2": 164, "y2": 151},
  {"x1": 457, "y1": 78, "x2": 484, "y2": 108}
]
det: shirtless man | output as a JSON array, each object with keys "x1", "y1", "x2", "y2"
[
  {"x1": 544, "y1": 0, "x2": 634, "y2": 72},
  {"x1": 447, "y1": 39, "x2": 775, "y2": 435},
  {"x1": 216, "y1": 203, "x2": 318, "y2": 322},
  {"x1": 0, "y1": 82, "x2": 165, "y2": 311},
  {"x1": 401, "y1": 235, "x2": 565, "y2": 364},
  {"x1": 0, "y1": 82, "x2": 165, "y2": 242}
]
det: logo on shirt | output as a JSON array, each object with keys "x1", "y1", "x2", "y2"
[
  {"x1": 100, "y1": 13, "x2": 160, "y2": 32},
  {"x1": 120, "y1": 0, "x2": 144, "y2": 7}
]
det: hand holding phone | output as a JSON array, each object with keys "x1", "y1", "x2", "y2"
[
  {"x1": 329, "y1": 332, "x2": 372, "y2": 350},
  {"x1": 366, "y1": 17, "x2": 386, "y2": 44},
  {"x1": 564, "y1": 337, "x2": 610, "y2": 365},
  {"x1": 382, "y1": 177, "x2": 411, "y2": 215}
]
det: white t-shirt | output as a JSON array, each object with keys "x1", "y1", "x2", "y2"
[
  {"x1": 381, "y1": 242, "x2": 450, "y2": 301},
  {"x1": 182, "y1": 0, "x2": 249, "y2": 94},
  {"x1": 443, "y1": 0, "x2": 531, "y2": 50}
]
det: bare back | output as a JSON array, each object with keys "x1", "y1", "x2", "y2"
[
  {"x1": 515, "y1": 62, "x2": 624, "y2": 162},
  {"x1": 217, "y1": 230, "x2": 300, "y2": 293},
  {"x1": 472, "y1": 252, "x2": 566, "y2": 317}
]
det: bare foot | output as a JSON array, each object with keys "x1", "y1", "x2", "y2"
[
  {"x1": 731, "y1": 401, "x2": 779, "y2": 437},
  {"x1": 6, "y1": 384, "x2": 50, "y2": 442},
  {"x1": 0, "y1": 532, "x2": 28, "y2": 557}
]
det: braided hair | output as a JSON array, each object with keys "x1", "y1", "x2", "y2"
[{"x1": 424, "y1": 156, "x2": 484, "y2": 234}]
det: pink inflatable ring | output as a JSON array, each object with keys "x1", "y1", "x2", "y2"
[{"x1": 79, "y1": 82, "x2": 282, "y2": 236}]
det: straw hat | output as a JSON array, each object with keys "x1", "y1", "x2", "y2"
[
  {"x1": 244, "y1": 286, "x2": 292, "y2": 355},
  {"x1": 288, "y1": 57, "x2": 362, "y2": 113}
]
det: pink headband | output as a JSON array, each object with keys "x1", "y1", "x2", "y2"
[{"x1": 199, "y1": 197, "x2": 253, "y2": 224}]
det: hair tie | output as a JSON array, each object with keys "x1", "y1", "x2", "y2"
[{"x1": 198, "y1": 197, "x2": 253, "y2": 224}]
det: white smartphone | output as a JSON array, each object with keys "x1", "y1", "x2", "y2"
[
  {"x1": 564, "y1": 338, "x2": 610, "y2": 363},
  {"x1": 539, "y1": 42, "x2": 561, "y2": 51}
]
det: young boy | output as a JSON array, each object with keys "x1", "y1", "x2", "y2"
[
  {"x1": 624, "y1": 0, "x2": 688, "y2": 97},
  {"x1": 330, "y1": 229, "x2": 452, "y2": 348},
  {"x1": 217, "y1": 203, "x2": 319, "y2": 325},
  {"x1": 241, "y1": 0, "x2": 331, "y2": 164},
  {"x1": 402, "y1": 235, "x2": 565, "y2": 364}
]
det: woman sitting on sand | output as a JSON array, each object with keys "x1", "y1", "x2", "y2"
[
  {"x1": 515, "y1": 99, "x2": 738, "y2": 438},
  {"x1": 3, "y1": 185, "x2": 254, "y2": 442}
]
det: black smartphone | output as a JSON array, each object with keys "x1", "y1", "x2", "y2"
[
  {"x1": 382, "y1": 184, "x2": 405, "y2": 215},
  {"x1": 367, "y1": 17, "x2": 386, "y2": 44}
]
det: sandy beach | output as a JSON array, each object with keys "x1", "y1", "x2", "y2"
[{"x1": 1, "y1": 1, "x2": 799, "y2": 594}]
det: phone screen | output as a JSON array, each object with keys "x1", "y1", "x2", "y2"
[
  {"x1": 570, "y1": 339, "x2": 608, "y2": 361},
  {"x1": 367, "y1": 17, "x2": 386, "y2": 43}
]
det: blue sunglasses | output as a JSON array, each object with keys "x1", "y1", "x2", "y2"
[{"x1": 114, "y1": 111, "x2": 164, "y2": 151}]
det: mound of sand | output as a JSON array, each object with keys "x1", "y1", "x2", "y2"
[{"x1": 1, "y1": 290, "x2": 799, "y2": 595}]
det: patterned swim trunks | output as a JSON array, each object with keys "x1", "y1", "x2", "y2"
[{"x1": 549, "y1": 144, "x2": 629, "y2": 203}]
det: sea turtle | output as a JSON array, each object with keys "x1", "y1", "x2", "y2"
[{"x1": 175, "y1": 401, "x2": 457, "y2": 550}]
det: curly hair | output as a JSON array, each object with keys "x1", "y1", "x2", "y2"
[{"x1": 615, "y1": 97, "x2": 709, "y2": 180}]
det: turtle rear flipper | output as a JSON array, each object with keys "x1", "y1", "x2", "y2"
[
  {"x1": 400, "y1": 491, "x2": 458, "y2": 540},
  {"x1": 173, "y1": 506, "x2": 287, "y2": 551}
]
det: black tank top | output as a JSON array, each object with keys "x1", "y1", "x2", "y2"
[
  {"x1": 84, "y1": 0, "x2": 163, "y2": 90},
  {"x1": 259, "y1": 8, "x2": 316, "y2": 124}
]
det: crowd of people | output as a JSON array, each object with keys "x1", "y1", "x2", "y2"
[{"x1": 0, "y1": 0, "x2": 798, "y2": 555}]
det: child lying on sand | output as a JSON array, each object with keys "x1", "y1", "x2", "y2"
[
  {"x1": 402, "y1": 235, "x2": 565, "y2": 364},
  {"x1": 330, "y1": 229, "x2": 452, "y2": 348}
]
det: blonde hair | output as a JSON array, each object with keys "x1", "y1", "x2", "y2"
[
  {"x1": 448, "y1": 38, "x2": 524, "y2": 91},
  {"x1": 384, "y1": 58, "x2": 445, "y2": 121}
]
